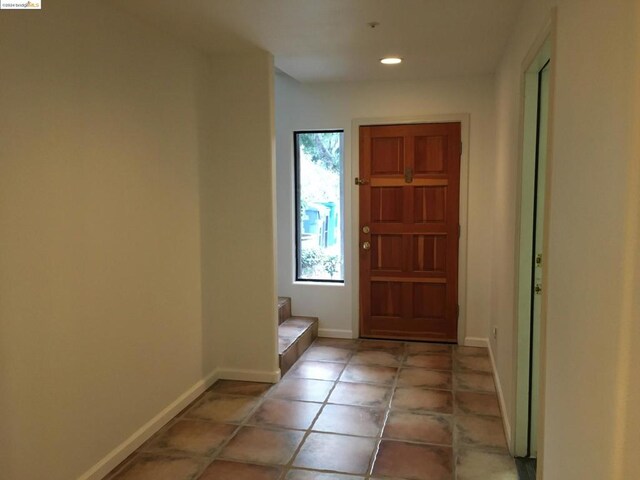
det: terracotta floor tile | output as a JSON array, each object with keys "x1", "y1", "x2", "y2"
[
  {"x1": 288, "y1": 361, "x2": 345, "y2": 381},
  {"x1": 303, "y1": 346, "x2": 353, "y2": 363},
  {"x1": 454, "y1": 346, "x2": 490, "y2": 357},
  {"x1": 340, "y1": 364, "x2": 397, "y2": 386},
  {"x1": 184, "y1": 394, "x2": 259, "y2": 423},
  {"x1": 456, "y1": 449, "x2": 518, "y2": 480},
  {"x1": 383, "y1": 410, "x2": 452, "y2": 445},
  {"x1": 285, "y1": 470, "x2": 363, "y2": 480},
  {"x1": 372, "y1": 440, "x2": 453, "y2": 480},
  {"x1": 392, "y1": 387, "x2": 453, "y2": 414},
  {"x1": 293, "y1": 432, "x2": 377, "y2": 475},
  {"x1": 406, "y1": 343, "x2": 452, "y2": 354},
  {"x1": 405, "y1": 354, "x2": 452, "y2": 370},
  {"x1": 198, "y1": 460, "x2": 282, "y2": 480},
  {"x1": 111, "y1": 454, "x2": 206, "y2": 480},
  {"x1": 313, "y1": 404, "x2": 385, "y2": 437},
  {"x1": 209, "y1": 380, "x2": 272, "y2": 397},
  {"x1": 144, "y1": 420, "x2": 235, "y2": 456},
  {"x1": 350, "y1": 350, "x2": 402, "y2": 367},
  {"x1": 454, "y1": 355, "x2": 493, "y2": 373},
  {"x1": 104, "y1": 338, "x2": 516, "y2": 480},
  {"x1": 455, "y1": 391, "x2": 501, "y2": 417},
  {"x1": 454, "y1": 372, "x2": 496, "y2": 393},
  {"x1": 248, "y1": 398, "x2": 322, "y2": 430},
  {"x1": 358, "y1": 339, "x2": 405, "y2": 355},
  {"x1": 456, "y1": 416, "x2": 509, "y2": 453},
  {"x1": 397, "y1": 368, "x2": 452, "y2": 389},
  {"x1": 219, "y1": 426, "x2": 304, "y2": 465},
  {"x1": 328, "y1": 382, "x2": 392, "y2": 407},
  {"x1": 269, "y1": 378, "x2": 335, "y2": 402}
]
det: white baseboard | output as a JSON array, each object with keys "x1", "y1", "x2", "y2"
[
  {"x1": 78, "y1": 369, "x2": 219, "y2": 480},
  {"x1": 217, "y1": 368, "x2": 281, "y2": 383},
  {"x1": 488, "y1": 341, "x2": 513, "y2": 452},
  {"x1": 318, "y1": 328, "x2": 354, "y2": 339},
  {"x1": 464, "y1": 337, "x2": 490, "y2": 348}
]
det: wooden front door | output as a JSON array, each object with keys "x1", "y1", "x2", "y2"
[{"x1": 359, "y1": 123, "x2": 461, "y2": 342}]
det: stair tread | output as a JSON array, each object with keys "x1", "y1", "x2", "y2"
[
  {"x1": 284, "y1": 315, "x2": 318, "y2": 323},
  {"x1": 278, "y1": 318, "x2": 318, "y2": 355}
]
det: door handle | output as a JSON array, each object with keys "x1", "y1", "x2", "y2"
[
  {"x1": 362, "y1": 241, "x2": 371, "y2": 250},
  {"x1": 362, "y1": 226, "x2": 370, "y2": 234}
]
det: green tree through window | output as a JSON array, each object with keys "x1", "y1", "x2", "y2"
[{"x1": 295, "y1": 131, "x2": 344, "y2": 282}]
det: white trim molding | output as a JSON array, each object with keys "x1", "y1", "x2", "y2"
[
  {"x1": 78, "y1": 370, "x2": 220, "y2": 480},
  {"x1": 464, "y1": 337, "x2": 489, "y2": 348},
  {"x1": 217, "y1": 368, "x2": 281, "y2": 383},
  {"x1": 318, "y1": 328, "x2": 354, "y2": 339},
  {"x1": 350, "y1": 114, "x2": 471, "y2": 345},
  {"x1": 488, "y1": 341, "x2": 513, "y2": 451}
]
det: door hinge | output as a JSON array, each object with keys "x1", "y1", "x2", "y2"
[{"x1": 460, "y1": 142, "x2": 463, "y2": 158}]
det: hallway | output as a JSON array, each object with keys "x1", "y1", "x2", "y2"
[{"x1": 106, "y1": 339, "x2": 515, "y2": 479}]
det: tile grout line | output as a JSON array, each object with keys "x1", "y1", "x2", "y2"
[
  {"x1": 190, "y1": 386, "x2": 282, "y2": 479},
  {"x1": 109, "y1": 343, "x2": 507, "y2": 480},
  {"x1": 362, "y1": 340, "x2": 408, "y2": 479},
  {"x1": 277, "y1": 339, "x2": 357, "y2": 480}
]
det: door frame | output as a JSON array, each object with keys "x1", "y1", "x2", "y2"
[
  {"x1": 350, "y1": 114, "x2": 470, "y2": 345},
  {"x1": 512, "y1": 9, "x2": 557, "y2": 465}
]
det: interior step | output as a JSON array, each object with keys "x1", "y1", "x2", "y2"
[
  {"x1": 278, "y1": 296, "x2": 291, "y2": 325},
  {"x1": 278, "y1": 296, "x2": 318, "y2": 375}
]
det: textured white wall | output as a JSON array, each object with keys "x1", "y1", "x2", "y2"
[
  {"x1": 275, "y1": 74, "x2": 497, "y2": 342},
  {"x1": 0, "y1": 2, "x2": 278, "y2": 479},
  {"x1": 0, "y1": 2, "x2": 209, "y2": 478},
  {"x1": 492, "y1": 0, "x2": 640, "y2": 478},
  {"x1": 200, "y1": 52, "x2": 279, "y2": 378}
]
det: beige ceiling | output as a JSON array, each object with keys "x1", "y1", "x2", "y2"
[{"x1": 113, "y1": 0, "x2": 523, "y2": 82}]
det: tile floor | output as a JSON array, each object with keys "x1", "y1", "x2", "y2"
[{"x1": 106, "y1": 339, "x2": 518, "y2": 480}]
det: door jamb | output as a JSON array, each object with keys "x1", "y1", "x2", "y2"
[
  {"x1": 350, "y1": 114, "x2": 470, "y2": 346},
  {"x1": 512, "y1": 8, "x2": 557, "y2": 472}
]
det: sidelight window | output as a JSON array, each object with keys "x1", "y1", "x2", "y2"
[{"x1": 294, "y1": 130, "x2": 344, "y2": 282}]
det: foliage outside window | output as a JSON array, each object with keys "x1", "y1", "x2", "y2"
[{"x1": 295, "y1": 131, "x2": 344, "y2": 282}]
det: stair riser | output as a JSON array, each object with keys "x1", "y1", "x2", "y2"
[
  {"x1": 278, "y1": 298, "x2": 292, "y2": 325},
  {"x1": 279, "y1": 321, "x2": 318, "y2": 375}
]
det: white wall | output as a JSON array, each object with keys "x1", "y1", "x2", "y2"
[
  {"x1": 491, "y1": 0, "x2": 640, "y2": 478},
  {"x1": 0, "y1": 2, "x2": 277, "y2": 479},
  {"x1": 200, "y1": 52, "x2": 280, "y2": 380},
  {"x1": 275, "y1": 74, "x2": 496, "y2": 341}
]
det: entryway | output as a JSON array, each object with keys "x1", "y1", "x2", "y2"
[{"x1": 357, "y1": 122, "x2": 462, "y2": 342}]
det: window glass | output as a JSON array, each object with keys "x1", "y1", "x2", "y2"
[{"x1": 295, "y1": 131, "x2": 344, "y2": 282}]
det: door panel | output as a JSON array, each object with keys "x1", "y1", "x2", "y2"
[
  {"x1": 370, "y1": 235, "x2": 404, "y2": 271},
  {"x1": 414, "y1": 135, "x2": 448, "y2": 174},
  {"x1": 412, "y1": 235, "x2": 447, "y2": 273},
  {"x1": 359, "y1": 123, "x2": 461, "y2": 342},
  {"x1": 371, "y1": 137, "x2": 405, "y2": 174},
  {"x1": 414, "y1": 186, "x2": 447, "y2": 223},
  {"x1": 371, "y1": 187, "x2": 404, "y2": 223}
]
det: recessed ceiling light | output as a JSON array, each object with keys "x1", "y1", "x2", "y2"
[{"x1": 380, "y1": 57, "x2": 402, "y2": 65}]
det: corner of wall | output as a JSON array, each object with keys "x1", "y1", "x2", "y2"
[{"x1": 78, "y1": 370, "x2": 219, "y2": 480}]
